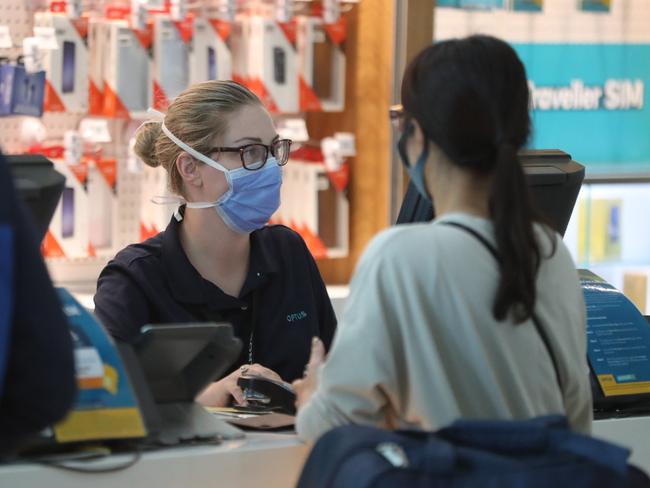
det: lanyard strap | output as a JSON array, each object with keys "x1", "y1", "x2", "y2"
[
  {"x1": 248, "y1": 287, "x2": 262, "y2": 364},
  {"x1": 439, "y1": 221, "x2": 564, "y2": 397}
]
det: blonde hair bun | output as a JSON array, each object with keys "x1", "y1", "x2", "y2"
[{"x1": 134, "y1": 122, "x2": 163, "y2": 168}]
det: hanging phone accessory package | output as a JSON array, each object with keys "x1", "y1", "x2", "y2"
[
  {"x1": 34, "y1": 12, "x2": 88, "y2": 113},
  {"x1": 190, "y1": 17, "x2": 233, "y2": 85}
]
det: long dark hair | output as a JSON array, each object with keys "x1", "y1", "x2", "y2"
[{"x1": 401, "y1": 35, "x2": 553, "y2": 323}]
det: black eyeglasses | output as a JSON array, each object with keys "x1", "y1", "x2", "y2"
[{"x1": 208, "y1": 139, "x2": 293, "y2": 171}]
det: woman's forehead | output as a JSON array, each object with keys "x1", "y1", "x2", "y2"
[{"x1": 218, "y1": 105, "x2": 276, "y2": 144}]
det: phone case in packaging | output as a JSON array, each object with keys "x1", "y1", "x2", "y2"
[
  {"x1": 296, "y1": 16, "x2": 346, "y2": 112},
  {"x1": 152, "y1": 15, "x2": 190, "y2": 110},
  {"x1": 34, "y1": 12, "x2": 89, "y2": 113},
  {"x1": 103, "y1": 21, "x2": 152, "y2": 118},
  {"x1": 190, "y1": 18, "x2": 232, "y2": 84},
  {"x1": 43, "y1": 159, "x2": 92, "y2": 259}
]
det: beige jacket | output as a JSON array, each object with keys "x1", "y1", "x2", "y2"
[{"x1": 296, "y1": 213, "x2": 592, "y2": 441}]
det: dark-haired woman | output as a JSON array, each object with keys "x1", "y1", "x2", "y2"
[{"x1": 293, "y1": 35, "x2": 592, "y2": 441}]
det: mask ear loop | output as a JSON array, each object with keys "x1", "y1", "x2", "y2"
[
  {"x1": 150, "y1": 195, "x2": 187, "y2": 222},
  {"x1": 397, "y1": 119, "x2": 415, "y2": 168},
  {"x1": 398, "y1": 119, "x2": 432, "y2": 201}
]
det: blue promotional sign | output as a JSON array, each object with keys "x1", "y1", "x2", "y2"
[
  {"x1": 580, "y1": 270, "x2": 650, "y2": 396},
  {"x1": 512, "y1": 43, "x2": 650, "y2": 172}
]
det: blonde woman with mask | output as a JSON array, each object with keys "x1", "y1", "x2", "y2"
[{"x1": 94, "y1": 81, "x2": 336, "y2": 407}]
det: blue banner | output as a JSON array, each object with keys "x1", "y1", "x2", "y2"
[{"x1": 512, "y1": 43, "x2": 650, "y2": 172}]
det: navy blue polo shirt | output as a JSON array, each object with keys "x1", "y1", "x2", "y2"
[{"x1": 94, "y1": 214, "x2": 337, "y2": 382}]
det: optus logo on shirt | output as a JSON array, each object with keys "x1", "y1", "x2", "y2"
[{"x1": 287, "y1": 311, "x2": 308, "y2": 323}]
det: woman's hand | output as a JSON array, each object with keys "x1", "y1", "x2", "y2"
[
  {"x1": 293, "y1": 337, "x2": 326, "y2": 411},
  {"x1": 196, "y1": 363, "x2": 283, "y2": 408}
]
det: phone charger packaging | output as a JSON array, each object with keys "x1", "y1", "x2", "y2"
[
  {"x1": 43, "y1": 158, "x2": 93, "y2": 259},
  {"x1": 245, "y1": 16, "x2": 299, "y2": 114},
  {"x1": 0, "y1": 63, "x2": 46, "y2": 117},
  {"x1": 34, "y1": 12, "x2": 89, "y2": 113},
  {"x1": 152, "y1": 14, "x2": 190, "y2": 110},
  {"x1": 88, "y1": 157, "x2": 118, "y2": 252},
  {"x1": 103, "y1": 20, "x2": 152, "y2": 118},
  {"x1": 190, "y1": 17, "x2": 232, "y2": 84},
  {"x1": 231, "y1": 16, "x2": 252, "y2": 87},
  {"x1": 296, "y1": 16, "x2": 346, "y2": 112},
  {"x1": 88, "y1": 18, "x2": 108, "y2": 115}
]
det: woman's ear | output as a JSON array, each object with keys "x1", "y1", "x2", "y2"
[{"x1": 175, "y1": 152, "x2": 202, "y2": 188}]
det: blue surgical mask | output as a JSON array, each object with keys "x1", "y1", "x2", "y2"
[
  {"x1": 160, "y1": 122, "x2": 282, "y2": 234},
  {"x1": 397, "y1": 125, "x2": 431, "y2": 202}
]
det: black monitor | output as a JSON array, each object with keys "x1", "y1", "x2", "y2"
[
  {"x1": 396, "y1": 149, "x2": 585, "y2": 236},
  {"x1": 7, "y1": 154, "x2": 65, "y2": 241}
]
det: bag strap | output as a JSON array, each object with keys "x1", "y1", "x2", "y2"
[{"x1": 439, "y1": 221, "x2": 564, "y2": 397}]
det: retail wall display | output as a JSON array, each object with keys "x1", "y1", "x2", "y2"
[
  {"x1": 3, "y1": 1, "x2": 352, "y2": 120},
  {"x1": 0, "y1": 0, "x2": 367, "y2": 285},
  {"x1": 0, "y1": 62, "x2": 46, "y2": 117},
  {"x1": 34, "y1": 11, "x2": 89, "y2": 113}
]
